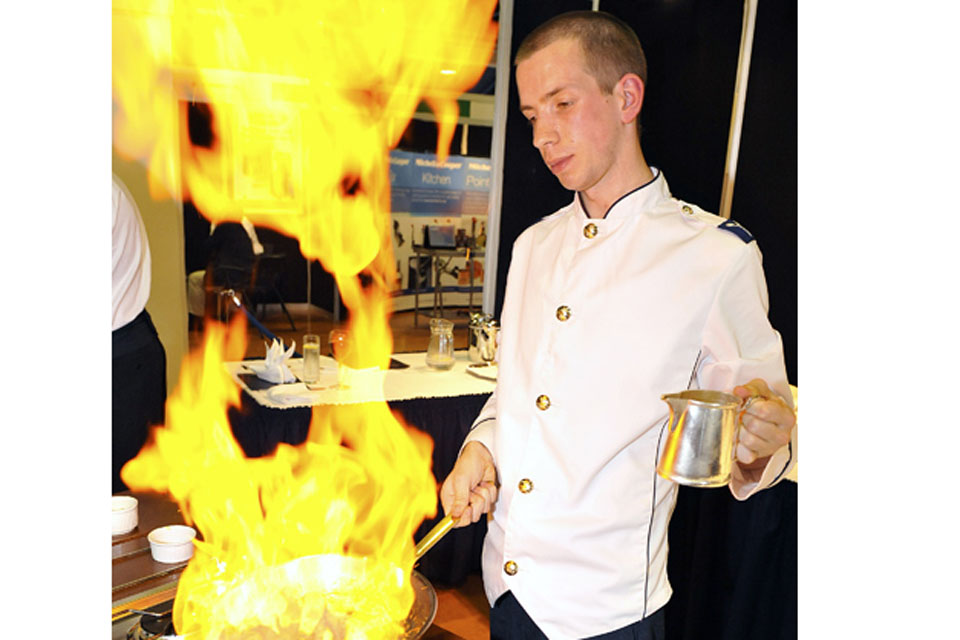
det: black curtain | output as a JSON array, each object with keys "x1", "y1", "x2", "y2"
[{"x1": 667, "y1": 483, "x2": 798, "y2": 640}]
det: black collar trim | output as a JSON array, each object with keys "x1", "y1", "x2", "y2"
[{"x1": 576, "y1": 169, "x2": 661, "y2": 220}]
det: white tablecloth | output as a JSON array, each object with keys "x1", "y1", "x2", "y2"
[{"x1": 225, "y1": 350, "x2": 495, "y2": 409}]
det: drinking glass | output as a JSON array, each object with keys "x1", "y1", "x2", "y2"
[
  {"x1": 328, "y1": 328, "x2": 351, "y2": 388},
  {"x1": 328, "y1": 329, "x2": 349, "y2": 360},
  {"x1": 302, "y1": 334, "x2": 321, "y2": 389}
]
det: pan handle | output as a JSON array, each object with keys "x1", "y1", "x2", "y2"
[{"x1": 414, "y1": 514, "x2": 455, "y2": 560}]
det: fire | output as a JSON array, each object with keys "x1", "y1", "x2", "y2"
[
  {"x1": 124, "y1": 317, "x2": 436, "y2": 636},
  {"x1": 113, "y1": 0, "x2": 496, "y2": 277},
  {"x1": 114, "y1": 0, "x2": 497, "y2": 637}
]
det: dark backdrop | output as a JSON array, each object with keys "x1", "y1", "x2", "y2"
[{"x1": 496, "y1": 0, "x2": 797, "y2": 384}]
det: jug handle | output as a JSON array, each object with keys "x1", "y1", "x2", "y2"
[{"x1": 734, "y1": 395, "x2": 761, "y2": 462}]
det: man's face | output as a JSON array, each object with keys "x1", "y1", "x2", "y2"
[{"x1": 516, "y1": 38, "x2": 625, "y2": 196}]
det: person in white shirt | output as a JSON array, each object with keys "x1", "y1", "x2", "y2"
[
  {"x1": 439, "y1": 11, "x2": 797, "y2": 639},
  {"x1": 113, "y1": 174, "x2": 166, "y2": 493}
]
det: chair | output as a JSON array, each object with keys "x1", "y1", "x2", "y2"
[
  {"x1": 248, "y1": 251, "x2": 297, "y2": 331},
  {"x1": 201, "y1": 222, "x2": 259, "y2": 324}
]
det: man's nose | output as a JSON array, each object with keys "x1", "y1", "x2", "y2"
[{"x1": 532, "y1": 116, "x2": 558, "y2": 150}]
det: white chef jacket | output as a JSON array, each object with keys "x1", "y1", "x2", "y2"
[
  {"x1": 112, "y1": 175, "x2": 151, "y2": 331},
  {"x1": 463, "y1": 170, "x2": 795, "y2": 639}
]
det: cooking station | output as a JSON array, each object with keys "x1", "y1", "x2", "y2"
[
  {"x1": 112, "y1": 492, "x2": 192, "y2": 639},
  {"x1": 110, "y1": 350, "x2": 495, "y2": 639},
  {"x1": 112, "y1": 491, "x2": 462, "y2": 639}
]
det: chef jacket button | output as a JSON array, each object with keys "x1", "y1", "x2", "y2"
[
  {"x1": 583, "y1": 223, "x2": 598, "y2": 239},
  {"x1": 556, "y1": 305, "x2": 571, "y2": 322},
  {"x1": 535, "y1": 394, "x2": 551, "y2": 411},
  {"x1": 518, "y1": 478, "x2": 533, "y2": 493},
  {"x1": 504, "y1": 560, "x2": 518, "y2": 576},
  {"x1": 681, "y1": 204, "x2": 693, "y2": 215}
]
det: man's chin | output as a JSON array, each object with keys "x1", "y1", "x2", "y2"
[{"x1": 553, "y1": 173, "x2": 579, "y2": 192}]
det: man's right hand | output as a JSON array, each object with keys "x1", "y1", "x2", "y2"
[{"x1": 439, "y1": 441, "x2": 498, "y2": 528}]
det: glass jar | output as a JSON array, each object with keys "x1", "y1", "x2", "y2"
[{"x1": 426, "y1": 317, "x2": 455, "y2": 370}]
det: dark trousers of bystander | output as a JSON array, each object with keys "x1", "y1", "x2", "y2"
[{"x1": 112, "y1": 309, "x2": 167, "y2": 494}]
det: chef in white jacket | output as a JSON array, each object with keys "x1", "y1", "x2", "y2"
[{"x1": 439, "y1": 10, "x2": 797, "y2": 640}]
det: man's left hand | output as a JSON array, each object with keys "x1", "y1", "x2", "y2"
[{"x1": 732, "y1": 379, "x2": 796, "y2": 467}]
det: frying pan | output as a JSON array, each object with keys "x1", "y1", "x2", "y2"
[{"x1": 155, "y1": 516, "x2": 456, "y2": 639}]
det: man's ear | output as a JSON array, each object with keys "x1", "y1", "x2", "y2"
[{"x1": 617, "y1": 74, "x2": 644, "y2": 124}]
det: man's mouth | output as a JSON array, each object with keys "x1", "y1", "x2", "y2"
[{"x1": 547, "y1": 155, "x2": 572, "y2": 174}]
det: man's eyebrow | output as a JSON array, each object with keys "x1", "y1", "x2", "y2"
[{"x1": 520, "y1": 86, "x2": 568, "y2": 112}]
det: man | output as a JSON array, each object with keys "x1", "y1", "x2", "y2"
[
  {"x1": 439, "y1": 10, "x2": 797, "y2": 639},
  {"x1": 113, "y1": 174, "x2": 167, "y2": 493}
]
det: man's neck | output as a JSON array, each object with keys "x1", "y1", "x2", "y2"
[{"x1": 579, "y1": 151, "x2": 655, "y2": 219}]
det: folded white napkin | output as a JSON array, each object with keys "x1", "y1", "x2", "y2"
[{"x1": 249, "y1": 339, "x2": 297, "y2": 383}]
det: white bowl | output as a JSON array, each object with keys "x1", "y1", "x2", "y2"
[
  {"x1": 148, "y1": 525, "x2": 197, "y2": 563},
  {"x1": 111, "y1": 496, "x2": 139, "y2": 535}
]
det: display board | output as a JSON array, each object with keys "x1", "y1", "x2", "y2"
[
  {"x1": 389, "y1": 150, "x2": 492, "y2": 217},
  {"x1": 388, "y1": 150, "x2": 491, "y2": 313}
]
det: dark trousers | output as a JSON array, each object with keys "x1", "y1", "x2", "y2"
[
  {"x1": 112, "y1": 309, "x2": 166, "y2": 493},
  {"x1": 490, "y1": 591, "x2": 665, "y2": 640}
]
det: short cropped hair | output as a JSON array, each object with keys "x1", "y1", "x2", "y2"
[{"x1": 515, "y1": 10, "x2": 648, "y2": 94}]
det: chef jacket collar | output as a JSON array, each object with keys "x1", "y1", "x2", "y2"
[{"x1": 574, "y1": 167, "x2": 665, "y2": 221}]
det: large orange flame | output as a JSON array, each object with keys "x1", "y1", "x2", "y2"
[
  {"x1": 114, "y1": 0, "x2": 497, "y2": 636},
  {"x1": 124, "y1": 317, "x2": 438, "y2": 636},
  {"x1": 113, "y1": 0, "x2": 496, "y2": 276}
]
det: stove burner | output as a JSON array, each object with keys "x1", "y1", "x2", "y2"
[{"x1": 126, "y1": 611, "x2": 176, "y2": 640}]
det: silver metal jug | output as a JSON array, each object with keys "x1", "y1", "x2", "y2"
[
  {"x1": 657, "y1": 390, "x2": 755, "y2": 487},
  {"x1": 468, "y1": 313, "x2": 499, "y2": 364}
]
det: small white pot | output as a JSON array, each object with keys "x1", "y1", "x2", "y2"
[
  {"x1": 111, "y1": 496, "x2": 139, "y2": 535},
  {"x1": 148, "y1": 525, "x2": 197, "y2": 563}
]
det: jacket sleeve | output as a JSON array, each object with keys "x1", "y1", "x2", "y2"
[
  {"x1": 697, "y1": 242, "x2": 796, "y2": 500},
  {"x1": 461, "y1": 388, "x2": 497, "y2": 462}
]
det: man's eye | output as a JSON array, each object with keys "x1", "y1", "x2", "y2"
[{"x1": 557, "y1": 101, "x2": 571, "y2": 109}]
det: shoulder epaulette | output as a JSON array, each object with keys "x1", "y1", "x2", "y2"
[
  {"x1": 717, "y1": 218, "x2": 755, "y2": 244},
  {"x1": 678, "y1": 201, "x2": 755, "y2": 244}
]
